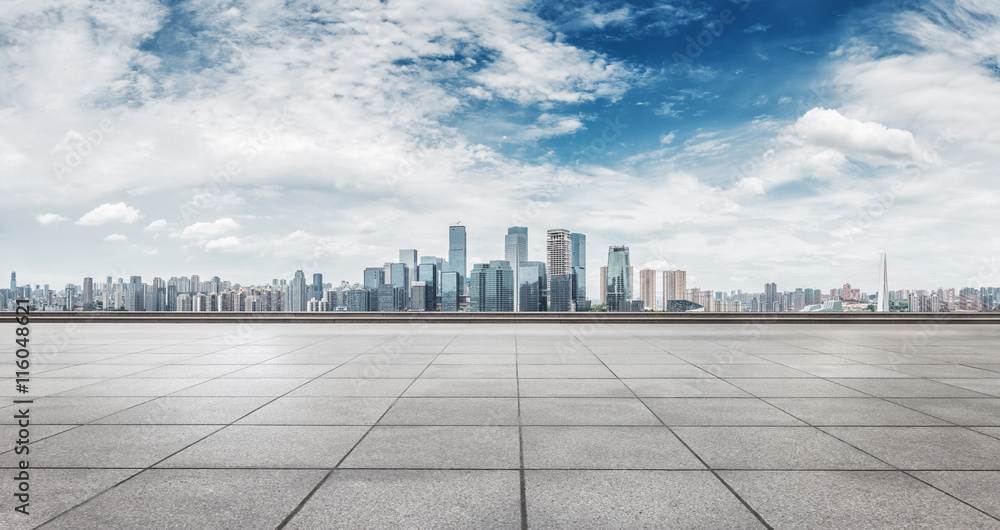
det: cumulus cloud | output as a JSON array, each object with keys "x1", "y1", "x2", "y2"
[
  {"x1": 659, "y1": 132, "x2": 676, "y2": 145},
  {"x1": 180, "y1": 218, "x2": 241, "y2": 241},
  {"x1": 76, "y1": 203, "x2": 141, "y2": 226},
  {"x1": 786, "y1": 108, "x2": 925, "y2": 167},
  {"x1": 144, "y1": 219, "x2": 172, "y2": 231},
  {"x1": 36, "y1": 213, "x2": 68, "y2": 224},
  {"x1": 104, "y1": 234, "x2": 127, "y2": 242}
]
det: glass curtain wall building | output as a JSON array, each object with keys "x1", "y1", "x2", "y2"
[{"x1": 605, "y1": 246, "x2": 631, "y2": 312}]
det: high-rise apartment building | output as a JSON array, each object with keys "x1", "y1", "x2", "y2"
[
  {"x1": 763, "y1": 282, "x2": 778, "y2": 312},
  {"x1": 546, "y1": 229, "x2": 570, "y2": 300},
  {"x1": 290, "y1": 270, "x2": 308, "y2": 311},
  {"x1": 605, "y1": 246, "x2": 631, "y2": 312},
  {"x1": 663, "y1": 270, "x2": 687, "y2": 302},
  {"x1": 570, "y1": 233, "x2": 586, "y2": 303},
  {"x1": 448, "y1": 225, "x2": 467, "y2": 294},
  {"x1": 129, "y1": 276, "x2": 144, "y2": 312},
  {"x1": 638, "y1": 269, "x2": 656, "y2": 310}
]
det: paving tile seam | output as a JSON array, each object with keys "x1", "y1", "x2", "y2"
[{"x1": 273, "y1": 325, "x2": 466, "y2": 530}]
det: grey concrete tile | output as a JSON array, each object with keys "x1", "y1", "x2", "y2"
[
  {"x1": 877, "y1": 364, "x2": 999, "y2": 378},
  {"x1": 516, "y1": 354, "x2": 602, "y2": 364},
  {"x1": 971, "y1": 427, "x2": 1000, "y2": 439},
  {"x1": 823, "y1": 427, "x2": 1000, "y2": 469},
  {"x1": 56, "y1": 378, "x2": 209, "y2": 397},
  {"x1": 699, "y1": 364, "x2": 812, "y2": 378},
  {"x1": 420, "y1": 364, "x2": 518, "y2": 379},
  {"x1": 790, "y1": 364, "x2": 913, "y2": 378},
  {"x1": 158, "y1": 425, "x2": 368, "y2": 468},
  {"x1": 673, "y1": 427, "x2": 890, "y2": 470},
  {"x1": 0, "y1": 396, "x2": 149, "y2": 425},
  {"x1": 518, "y1": 364, "x2": 615, "y2": 379},
  {"x1": 525, "y1": 470, "x2": 764, "y2": 529},
  {"x1": 341, "y1": 426, "x2": 520, "y2": 469},
  {"x1": 117, "y1": 364, "x2": 243, "y2": 378},
  {"x1": 523, "y1": 426, "x2": 704, "y2": 469},
  {"x1": 220, "y1": 364, "x2": 338, "y2": 378},
  {"x1": 171, "y1": 378, "x2": 310, "y2": 397},
  {"x1": 348, "y1": 353, "x2": 437, "y2": 365},
  {"x1": 92, "y1": 396, "x2": 272, "y2": 424},
  {"x1": 1, "y1": 425, "x2": 218, "y2": 468},
  {"x1": 0, "y1": 378, "x2": 106, "y2": 398},
  {"x1": 0, "y1": 468, "x2": 141, "y2": 530},
  {"x1": 929, "y1": 378, "x2": 1000, "y2": 397},
  {"x1": 606, "y1": 364, "x2": 713, "y2": 378},
  {"x1": 520, "y1": 398, "x2": 661, "y2": 426},
  {"x1": 322, "y1": 364, "x2": 427, "y2": 378},
  {"x1": 41, "y1": 364, "x2": 155, "y2": 378},
  {"x1": 912, "y1": 471, "x2": 1000, "y2": 518},
  {"x1": 829, "y1": 378, "x2": 988, "y2": 397},
  {"x1": 624, "y1": 378, "x2": 751, "y2": 398},
  {"x1": 287, "y1": 378, "x2": 414, "y2": 397},
  {"x1": 721, "y1": 471, "x2": 1000, "y2": 529},
  {"x1": 379, "y1": 398, "x2": 519, "y2": 425},
  {"x1": 757, "y1": 354, "x2": 860, "y2": 365},
  {"x1": 261, "y1": 353, "x2": 358, "y2": 365},
  {"x1": 285, "y1": 470, "x2": 521, "y2": 529},
  {"x1": 237, "y1": 397, "x2": 394, "y2": 425},
  {"x1": 645, "y1": 398, "x2": 804, "y2": 426},
  {"x1": 887, "y1": 398, "x2": 1000, "y2": 426},
  {"x1": 403, "y1": 378, "x2": 518, "y2": 397},
  {"x1": 727, "y1": 378, "x2": 866, "y2": 397},
  {"x1": 519, "y1": 379, "x2": 633, "y2": 397},
  {"x1": 433, "y1": 354, "x2": 517, "y2": 365},
  {"x1": 41, "y1": 469, "x2": 325, "y2": 530},
  {"x1": 764, "y1": 398, "x2": 948, "y2": 426},
  {"x1": 179, "y1": 352, "x2": 286, "y2": 364},
  {"x1": 593, "y1": 354, "x2": 688, "y2": 365}
]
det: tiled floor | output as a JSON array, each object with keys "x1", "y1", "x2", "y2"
[{"x1": 2, "y1": 322, "x2": 1000, "y2": 529}]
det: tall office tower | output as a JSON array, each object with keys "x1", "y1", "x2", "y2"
[
  {"x1": 448, "y1": 225, "x2": 467, "y2": 293},
  {"x1": 605, "y1": 246, "x2": 631, "y2": 312},
  {"x1": 376, "y1": 284, "x2": 404, "y2": 312},
  {"x1": 191, "y1": 275, "x2": 200, "y2": 294},
  {"x1": 347, "y1": 289, "x2": 370, "y2": 311},
  {"x1": 600, "y1": 266, "x2": 608, "y2": 305},
  {"x1": 129, "y1": 276, "x2": 144, "y2": 311},
  {"x1": 546, "y1": 229, "x2": 571, "y2": 300},
  {"x1": 421, "y1": 256, "x2": 445, "y2": 294},
  {"x1": 663, "y1": 270, "x2": 687, "y2": 302},
  {"x1": 82, "y1": 277, "x2": 93, "y2": 310},
  {"x1": 64, "y1": 284, "x2": 75, "y2": 311},
  {"x1": 410, "y1": 281, "x2": 435, "y2": 311},
  {"x1": 638, "y1": 269, "x2": 655, "y2": 310},
  {"x1": 518, "y1": 261, "x2": 547, "y2": 312},
  {"x1": 569, "y1": 233, "x2": 586, "y2": 303},
  {"x1": 389, "y1": 263, "x2": 410, "y2": 308},
  {"x1": 167, "y1": 278, "x2": 178, "y2": 312},
  {"x1": 505, "y1": 227, "x2": 528, "y2": 310},
  {"x1": 548, "y1": 274, "x2": 573, "y2": 312},
  {"x1": 399, "y1": 249, "x2": 418, "y2": 280},
  {"x1": 763, "y1": 282, "x2": 778, "y2": 312},
  {"x1": 291, "y1": 270, "x2": 308, "y2": 311},
  {"x1": 441, "y1": 271, "x2": 461, "y2": 312},
  {"x1": 10, "y1": 272, "x2": 15, "y2": 293},
  {"x1": 311, "y1": 273, "x2": 323, "y2": 301},
  {"x1": 470, "y1": 261, "x2": 514, "y2": 312},
  {"x1": 417, "y1": 263, "x2": 437, "y2": 305},
  {"x1": 363, "y1": 267, "x2": 386, "y2": 291}
]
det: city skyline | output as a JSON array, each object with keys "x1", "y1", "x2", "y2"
[{"x1": 2, "y1": 1, "x2": 998, "y2": 293}]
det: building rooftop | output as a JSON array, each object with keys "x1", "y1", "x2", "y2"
[{"x1": 3, "y1": 321, "x2": 1000, "y2": 529}]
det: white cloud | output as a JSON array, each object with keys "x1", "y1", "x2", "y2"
[
  {"x1": 204, "y1": 236, "x2": 243, "y2": 252},
  {"x1": 36, "y1": 213, "x2": 68, "y2": 224},
  {"x1": 659, "y1": 132, "x2": 676, "y2": 145},
  {"x1": 180, "y1": 218, "x2": 241, "y2": 241},
  {"x1": 144, "y1": 219, "x2": 171, "y2": 231},
  {"x1": 76, "y1": 203, "x2": 141, "y2": 226},
  {"x1": 104, "y1": 234, "x2": 127, "y2": 242},
  {"x1": 786, "y1": 108, "x2": 924, "y2": 167},
  {"x1": 517, "y1": 114, "x2": 586, "y2": 141}
]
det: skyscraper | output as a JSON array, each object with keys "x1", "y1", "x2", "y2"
[
  {"x1": 505, "y1": 227, "x2": 528, "y2": 310},
  {"x1": 448, "y1": 225, "x2": 467, "y2": 293},
  {"x1": 518, "y1": 261, "x2": 547, "y2": 312},
  {"x1": 417, "y1": 263, "x2": 437, "y2": 305},
  {"x1": 569, "y1": 233, "x2": 586, "y2": 303},
  {"x1": 389, "y1": 263, "x2": 410, "y2": 308},
  {"x1": 311, "y1": 273, "x2": 323, "y2": 301},
  {"x1": 10, "y1": 272, "x2": 16, "y2": 293},
  {"x1": 605, "y1": 246, "x2": 631, "y2": 312},
  {"x1": 764, "y1": 282, "x2": 778, "y2": 312},
  {"x1": 600, "y1": 266, "x2": 608, "y2": 305},
  {"x1": 129, "y1": 276, "x2": 144, "y2": 312},
  {"x1": 441, "y1": 271, "x2": 460, "y2": 312},
  {"x1": 65, "y1": 284, "x2": 75, "y2": 311},
  {"x1": 663, "y1": 270, "x2": 687, "y2": 302},
  {"x1": 421, "y1": 256, "x2": 445, "y2": 294},
  {"x1": 291, "y1": 270, "x2": 308, "y2": 311},
  {"x1": 470, "y1": 261, "x2": 514, "y2": 312},
  {"x1": 363, "y1": 267, "x2": 385, "y2": 291},
  {"x1": 546, "y1": 229, "x2": 571, "y2": 300},
  {"x1": 548, "y1": 274, "x2": 573, "y2": 312},
  {"x1": 639, "y1": 269, "x2": 655, "y2": 310},
  {"x1": 82, "y1": 277, "x2": 93, "y2": 311},
  {"x1": 399, "y1": 249, "x2": 418, "y2": 280}
]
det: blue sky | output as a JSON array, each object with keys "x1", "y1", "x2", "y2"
[{"x1": 2, "y1": 0, "x2": 998, "y2": 297}]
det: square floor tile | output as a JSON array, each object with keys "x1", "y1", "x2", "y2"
[
  {"x1": 341, "y1": 426, "x2": 520, "y2": 469},
  {"x1": 379, "y1": 398, "x2": 519, "y2": 425},
  {"x1": 158, "y1": 425, "x2": 368, "y2": 468},
  {"x1": 402, "y1": 378, "x2": 518, "y2": 397},
  {"x1": 823, "y1": 427, "x2": 1000, "y2": 469},
  {"x1": 236, "y1": 397, "x2": 394, "y2": 425},
  {"x1": 520, "y1": 398, "x2": 661, "y2": 426},
  {"x1": 523, "y1": 426, "x2": 704, "y2": 469},
  {"x1": 645, "y1": 398, "x2": 804, "y2": 426},
  {"x1": 764, "y1": 398, "x2": 948, "y2": 426}
]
